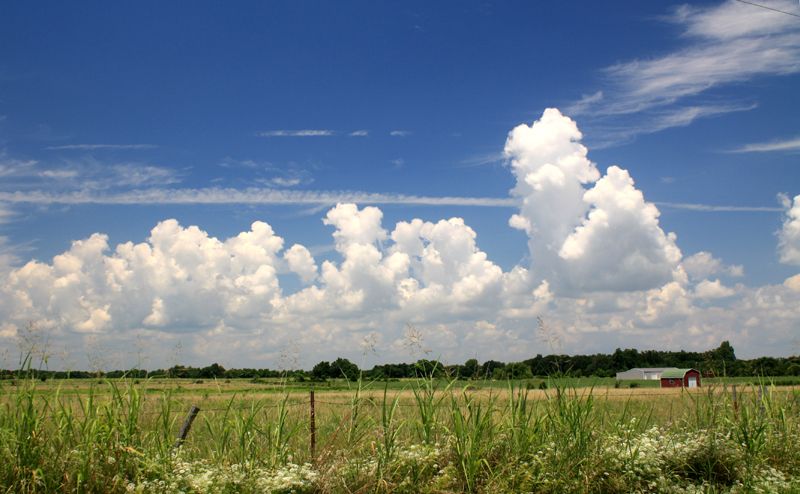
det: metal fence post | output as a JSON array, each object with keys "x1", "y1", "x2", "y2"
[
  {"x1": 174, "y1": 405, "x2": 200, "y2": 449},
  {"x1": 310, "y1": 390, "x2": 316, "y2": 460}
]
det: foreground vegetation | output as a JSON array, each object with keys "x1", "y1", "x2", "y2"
[{"x1": 2, "y1": 372, "x2": 800, "y2": 493}]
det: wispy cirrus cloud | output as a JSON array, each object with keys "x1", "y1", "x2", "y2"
[
  {"x1": 257, "y1": 129, "x2": 398, "y2": 138},
  {"x1": 568, "y1": 0, "x2": 800, "y2": 146},
  {"x1": 654, "y1": 201, "x2": 783, "y2": 212},
  {"x1": 0, "y1": 206, "x2": 14, "y2": 225},
  {"x1": 38, "y1": 169, "x2": 80, "y2": 180},
  {"x1": 600, "y1": 1, "x2": 800, "y2": 115},
  {"x1": 457, "y1": 152, "x2": 505, "y2": 168},
  {"x1": 0, "y1": 153, "x2": 182, "y2": 191},
  {"x1": 218, "y1": 157, "x2": 313, "y2": 187},
  {"x1": 0, "y1": 234, "x2": 21, "y2": 275},
  {"x1": 0, "y1": 186, "x2": 787, "y2": 213},
  {"x1": 43, "y1": 160, "x2": 182, "y2": 190},
  {"x1": 105, "y1": 164, "x2": 182, "y2": 188},
  {"x1": 262, "y1": 177, "x2": 303, "y2": 187},
  {"x1": 0, "y1": 154, "x2": 37, "y2": 177},
  {"x1": 46, "y1": 144, "x2": 158, "y2": 150},
  {"x1": 729, "y1": 135, "x2": 800, "y2": 153},
  {"x1": 564, "y1": 91, "x2": 604, "y2": 116},
  {"x1": 218, "y1": 157, "x2": 268, "y2": 169},
  {"x1": 257, "y1": 130, "x2": 334, "y2": 137},
  {"x1": 645, "y1": 104, "x2": 757, "y2": 132},
  {"x1": 590, "y1": 103, "x2": 757, "y2": 149},
  {"x1": 0, "y1": 187, "x2": 518, "y2": 208}
]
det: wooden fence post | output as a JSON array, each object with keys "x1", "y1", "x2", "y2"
[
  {"x1": 174, "y1": 405, "x2": 200, "y2": 449},
  {"x1": 732, "y1": 384, "x2": 738, "y2": 419},
  {"x1": 310, "y1": 390, "x2": 316, "y2": 460}
]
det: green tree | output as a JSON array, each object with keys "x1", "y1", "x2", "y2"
[
  {"x1": 462, "y1": 358, "x2": 479, "y2": 379},
  {"x1": 414, "y1": 359, "x2": 444, "y2": 377},
  {"x1": 332, "y1": 357, "x2": 360, "y2": 381},
  {"x1": 199, "y1": 362, "x2": 226, "y2": 378},
  {"x1": 712, "y1": 341, "x2": 737, "y2": 362},
  {"x1": 311, "y1": 361, "x2": 332, "y2": 380},
  {"x1": 505, "y1": 362, "x2": 533, "y2": 379},
  {"x1": 481, "y1": 360, "x2": 505, "y2": 379}
]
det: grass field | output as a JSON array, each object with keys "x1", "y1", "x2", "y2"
[
  {"x1": 1, "y1": 374, "x2": 799, "y2": 493},
  {"x1": 14, "y1": 374, "x2": 798, "y2": 396}
]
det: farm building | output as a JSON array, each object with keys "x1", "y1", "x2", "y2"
[
  {"x1": 615, "y1": 367, "x2": 679, "y2": 381},
  {"x1": 660, "y1": 368, "x2": 701, "y2": 388}
]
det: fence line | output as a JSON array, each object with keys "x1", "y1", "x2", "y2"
[
  {"x1": 171, "y1": 384, "x2": 788, "y2": 448},
  {"x1": 7, "y1": 382, "x2": 790, "y2": 423}
]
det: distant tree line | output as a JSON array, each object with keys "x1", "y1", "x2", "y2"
[{"x1": 3, "y1": 341, "x2": 800, "y2": 381}]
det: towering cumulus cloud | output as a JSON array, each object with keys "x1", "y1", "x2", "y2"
[
  {"x1": 778, "y1": 194, "x2": 800, "y2": 266},
  {"x1": 505, "y1": 108, "x2": 682, "y2": 293}
]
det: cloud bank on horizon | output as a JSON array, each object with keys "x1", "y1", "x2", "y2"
[{"x1": 1, "y1": 109, "x2": 798, "y2": 370}]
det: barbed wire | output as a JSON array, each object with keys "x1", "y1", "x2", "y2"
[{"x1": 6, "y1": 384, "x2": 791, "y2": 422}]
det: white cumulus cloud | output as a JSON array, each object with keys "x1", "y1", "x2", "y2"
[
  {"x1": 785, "y1": 273, "x2": 800, "y2": 292},
  {"x1": 559, "y1": 166, "x2": 682, "y2": 292},
  {"x1": 694, "y1": 279, "x2": 736, "y2": 299},
  {"x1": 505, "y1": 108, "x2": 681, "y2": 293},
  {"x1": 284, "y1": 244, "x2": 318, "y2": 284},
  {"x1": 778, "y1": 194, "x2": 800, "y2": 265},
  {"x1": 2, "y1": 108, "x2": 799, "y2": 367},
  {"x1": 682, "y1": 251, "x2": 744, "y2": 279}
]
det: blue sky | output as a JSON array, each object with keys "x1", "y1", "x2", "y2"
[{"x1": 1, "y1": 1, "x2": 799, "y2": 370}]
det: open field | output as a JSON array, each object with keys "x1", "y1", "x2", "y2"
[
  {"x1": 10, "y1": 374, "x2": 800, "y2": 395},
  {"x1": 2, "y1": 376, "x2": 800, "y2": 493}
]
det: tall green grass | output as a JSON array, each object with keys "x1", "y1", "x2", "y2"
[{"x1": 1, "y1": 373, "x2": 799, "y2": 493}]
